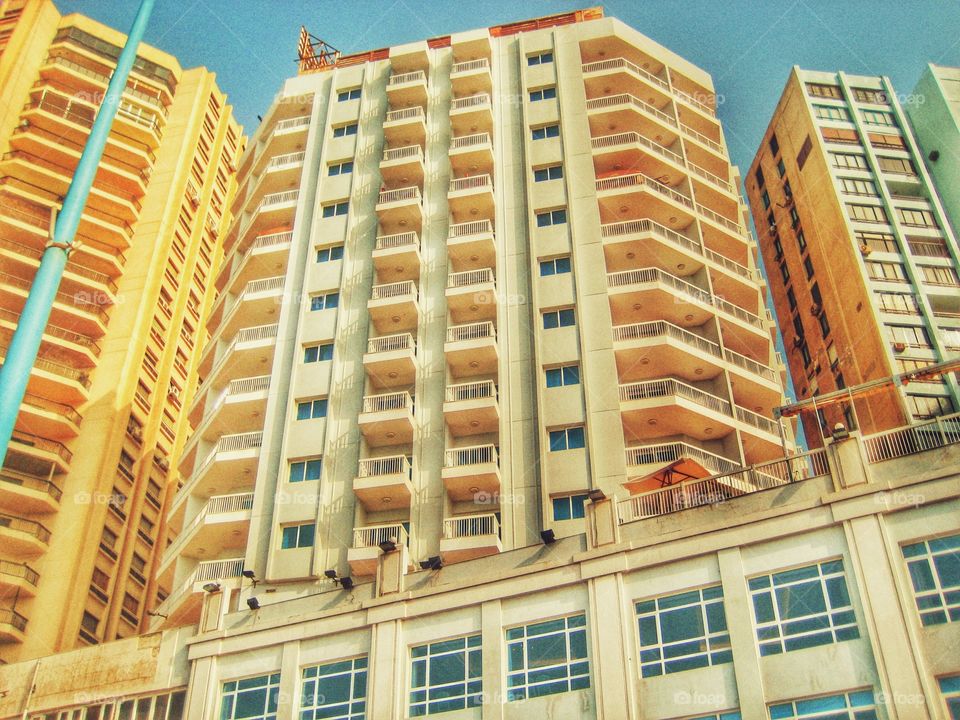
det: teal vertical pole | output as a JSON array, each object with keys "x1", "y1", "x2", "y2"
[{"x1": 0, "y1": 0, "x2": 156, "y2": 469}]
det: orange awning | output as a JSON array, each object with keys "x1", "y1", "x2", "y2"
[{"x1": 623, "y1": 457, "x2": 713, "y2": 495}]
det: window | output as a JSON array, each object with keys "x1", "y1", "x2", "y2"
[
  {"x1": 769, "y1": 689, "x2": 877, "y2": 720},
  {"x1": 529, "y1": 86, "x2": 557, "y2": 101},
  {"x1": 316, "y1": 244, "x2": 345, "y2": 262},
  {"x1": 901, "y1": 533, "x2": 960, "y2": 625},
  {"x1": 531, "y1": 124, "x2": 560, "y2": 140},
  {"x1": 814, "y1": 105, "x2": 849, "y2": 121},
  {"x1": 542, "y1": 308, "x2": 575, "y2": 329},
  {"x1": 939, "y1": 676, "x2": 960, "y2": 719},
  {"x1": 328, "y1": 160, "x2": 354, "y2": 176},
  {"x1": 906, "y1": 394, "x2": 954, "y2": 420},
  {"x1": 877, "y1": 156, "x2": 916, "y2": 175},
  {"x1": 796, "y1": 136, "x2": 813, "y2": 170},
  {"x1": 761, "y1": 190, "x2": 771, "y2": 209},
  {"x1": 861, "y1": 109, "x2": 896, "y2": 127},
  {"x1": 831, "y1": 152, "x2": 868, "y2": 170},
  {"x1": 866, "y1": 261, "x2": 907, "y2": 282},
  {"x1": 787, "y1": 287, "x2": 797, "y2": 310},
  {"x1": 548, "y1": 426, "x2": 585, "y2": 451},
  {"x1": 635, "y1": 585, "x2": 731, "y2": 678},
  {"x1": 847, "y1": 204, "x2": 887, "y2": 224},
  {"x1": 790, "y1": 207, "x2": 801, "y2": 228},
  {"x1": 409, "y1": 635, "x2": 481, "y2": 716},
  {"x1": 281, "y1": 523, "x2": 315, "y2": 549},
  {"x1": 754, "y1": 166, "x2": 765, "y2": 188},
  {"x1": 779, "y1": 263, "x2": 790, "y2": 284},
  {"x1": 545, "y1": 364, "x2": 579, "y2": 388},
  {"x1": 821, "y1": 127, "x2": 860, "y2": 145},
  {"x1": 889, "y1": 324, "x2": 931, "y2": 348},
  {"x1": 839, "y1": 177, "x2": 878, "y2": 197},
  {"x1": 853, "y1": 87, "x2": 888, "y2": 104},
  {"x1": 539, "y1": 256, "x2": 571, "y2": 276},
  {"x1": 855, "y1": 230, "x2": 898, "y2": 253},
  {"x1": 332, "y1": 123, "x2": 358, "y2": 137},
  {"x1": 289, "y1": 458, "x2": 322, "y2": 483},
  {"x1": 768, "y1": 133, "x2": 780, "y2": 156},
  {"x1": 101, "y1": 527, "x2": 118, "y2": 555},
  {"x1": 506, "y1": 614, "x2": 589, "y2": 701},
  {"x1": 536, "y1": 208, "x2": 567, "y2": 227},
  {"x1": 552, "y1": 494, "x2": 587, "y2": 520},
  {"x1": 749, "y1": 559, "x2": 859, "y2": 656},
  {"x1": 800, "y1": 341, "x2": 812, "y2": 368},
  {"x1": 527, "y1": 51, "x2": 553, "y2": 66},
  {"x1": 796, "y1": 229, "x2": 807, "y2": 253},
  {"x1": 897, "y1": 207, "x2": 937, "y2": 228},
  {"x1": 818, "y1": 311, "x2": 830, "y2": 338},
  {"x1": 804, "y1": 256, "x2": 815, "y2": 280},
  {"x1": 301, "y1": 657, "x2": 367, "y2": 720},
  {"x1": 534, "y1": 165, "x2": 563, "y2": 182},
  {"x1": 919, "y1": 265, "x2": 959, "y2": 286},
  {"x1": 773, "y1": 236, "x2": 784, "y2": 259},
  {"x1": 310, "y1": 292, "x2": 340, "y2": 310},
  {"x1": 296, "y1": 398, "x2": 328, "y2": 420},
  {"x1": 304, "y1": 343, "x2": 334, "y2": 363},
  {"x1": 81, "y1": 610, "x2": 99, "y2": 633},
  {"x1": 221, "y1": 673, "x2": 280, "y2": 720},
  {"x1": 777, "y1": 158, "x2": 786, "y2": 178},
  {"x1": 869, "y1": 132, "x2": 905, "y2": 150},
  {"x1": 806, "y1": 83, "x2": 842, "y2": 99},
  {"x1": 811, "y1": 282, "x2": 822, "y2": 306},
  {"x1": 322, "y1": 201, "x2": 349, "y2": 218},
  {"x1": 877, "y1": 292, "x2": 919, "y2": 315},
  {"x1": 337, "y1": 88, "x2": 361, "y2": 102},
  {"x1": 793, "y1": 315, "x2": 805, "y2": 339}
]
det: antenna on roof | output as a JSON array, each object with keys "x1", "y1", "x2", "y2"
[{"x1": 298, "y1": 26, "x2": 340, "y2": 74}]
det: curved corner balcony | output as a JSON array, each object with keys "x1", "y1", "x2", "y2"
[
  {"x1": 353, "y1": 455, "x2": 414, "y2": 510},
  {"x1": 0, "y1": 560, "x2": 40, "y2": 599},
  {"x1": 0, "y1": 466, "x2": 63, "y2": 515},
  {"x1": 595, "y1": 172, "x2": 695, "y2": 230},
  {"x1": 618, "y1": 377, "x2": 735, "y2": 444},
  {"x1": 0, "y1": 344, "x2": 90, "y2": 406},
  {"x1": 364, "y1": 333, "x2": 417, "y2": 389},
  {"x1": 0, "y1": 514, "x2": 51, "y2": 557}
]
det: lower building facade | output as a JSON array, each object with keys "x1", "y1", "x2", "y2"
[{"x1": 1, "y1": 413, "x2": 958, "y2": 720}]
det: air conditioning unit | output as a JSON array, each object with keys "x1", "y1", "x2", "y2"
[
  {"x1": 810, "y1": 304, "x2": 823, "y2": 317},
  {"x1": 130, "y1": 426, "x2": 143, "y2": 441},
  {"x1": 167, "y1": 387, "x2": 181, "y2": 400},
  {"x1": 792, "y1": 335, "x2": 804, "y2": 348},
  {"x1": 859, "y1": 244, "x2": 873, "y2": 256},
  {"x1": 156, "y1": 456, "x2": 170, "y2": 471},
  {"x1": 768, "y1": 224, "x2": 777, "y2": 235},
  {"x1": 892, "y1": 341, "x2": 907, "y2": 352},
  {"x1": 187, "y1": 184, "x2": 201, "y2": 207}
]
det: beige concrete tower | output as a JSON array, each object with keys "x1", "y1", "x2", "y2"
[
  {"x1": 746, "y1": 68, "x2": 960, "y2": 443},
  {"x1": 152, "y1": 7, "x2": 792, "y2": 629},
  {"x1": 0, "y1": 0, "x2": 241, "y2": 662}
]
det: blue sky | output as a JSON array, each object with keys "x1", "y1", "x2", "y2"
[{"x1": 53, "y1": 0, "x2": 960, "y2": 178}]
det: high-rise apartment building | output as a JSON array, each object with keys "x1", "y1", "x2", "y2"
[
  {"x1": 745, "y1": 68, "x2": 960, "y2": 442},
  {"x1": 151, "y1": 6, "x2": 793, "y2": 630},
  {"x1": 907, "y1": 64, "x2": 960, "y2": 236},
  {"x1": 0, "y1": 0, "x2": 241, "y2": 662}
]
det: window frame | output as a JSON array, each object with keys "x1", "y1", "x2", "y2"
[
  {"x1": 505, "y1": 614, "x2": 590, "y2": 701},
  {"x1": 408, "y1": 634, "x2": 482, "y2": 716}
]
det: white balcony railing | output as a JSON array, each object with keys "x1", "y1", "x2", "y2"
[
  {"x1": 448, "y1": 268, "x2": 495, "y2": 288},
  {"x1": 445, "y1": 444, "x2": 498, "y2": 468},
  {"x1": 595, "y1": 173, "x2": 693, "y2": 209},
  {"x1": 371, "y1": 280, "x2": 418, "y2": 301},
  {"x1": 591, "y1": 131, "x2": 684, "y2": 166},
  {"x1": 624, "y1": 441, "x2": 742, "y2": 476},
  {"x1": 388, "y1": 70, "x2": 427, "y2": 87},
  {"x1": 449, "y1": 219, "x2": 494, "y2": 239},
  {"x1": 447, "y1": 321, "x2": 496, "y2": 343},
  {"x1": 619, "y1": 378, "x2": 731, "y2": 416},
  {"x1": 382, "y1": 145, "x2": 424, "y2": 162},
  {"x1": 358, "y1": 455, "x2": 411, "y2": 477},
  {"x1": 446, "y1": 380, "x2": 496, "y2": 403},
  {"x1": 367, "y1": 332, "x2": 415, "y2": 354},
  {"x1": 385, "y1": 106, "x2": 425, "y2": 123},
  {"x1": 723, "y1": 348, "x2": 777, "y2": 383},
  {"x1": 581, "y1": 58, "x2": 669, "y2": 90},
  {"x1": 612, "y1": 320, "x2": 721, "y2": 359},
  {"x1": 265, "y1": 151, "x2": 305, "y2": 170},
  {"x1": 585, "y1": 93, "x2": 677, "y2": 129},
  {"x1": 258, "y1": 189, "x2": 299, "y2": 210},
  {"x1": 451, "y1": 58, "x2": 490, "y2": 75},
  {"x1": 735, "y1": 407, "x2": 781, "y2": 435},
  {"x1": 449, "y1": 174, "x2": 493, "y2": 193},
  {"x1": 450, "y1": 132, "x2": 492, "y2": 151},
  {"x1": 863, "y1": 411, "x2": 960, "y2": 462},
  {"x1": 353, "y1": 523, "x2": 408, "y2": 548},
  {"x1": 377, "y1": 186, "x2": 422, "y2": 205},
  {"x1": 375, "y1": 231, "x2": 419, "y2": 251},
  {"x1": 361, "y1": 391, "x2": 413, "y2": 414},
  {"x1": 273, "y1": 115, "x2": 311, "y2": 133},
  {"x1": 442, "y1": 513, "x2": 499, "y2": 539},
  {"x1": 601, "y1": 218, "x2": 703, "y2": 256},
  {"x1": 451, "y1": 93, "x2": 491, "y2": 111}
]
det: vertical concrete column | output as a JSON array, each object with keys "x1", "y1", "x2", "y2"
[
  {"x1": 482, "y1": 599, "x2": 505, "y2": 720},
  {"x1": 586, "y1": 496, "x2": 620, "y2": 548},
  {"x1": 183, "y1": 655, "x2": 218, "y2": 719},
  {"x1": 368, "y1": 618, "x2": 402, "y2": 720},
  {"x1": 276, "y1": 640, "x2": 301, "y2": 720},
  {"x1": 588, "y1": 573, "x2": 635, "y2": 719},
  {"x1": 843, "y1": 515, "x2": 933, "y2": 719},
  {"x1": 826, "y1": 432, "x2": 872, "y2": 491},
  {"x1": 717, "y1": 548, "x2": 766, "y2": 720}
]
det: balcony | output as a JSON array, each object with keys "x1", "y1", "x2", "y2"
[
  {"x1": 260, "y1": 115, "x2": 311, "y2": 161},
  {"x1": 0, "y1": 269, "x2": 109, "y2": 340},
  {"x1": 0, "y1": 467, "x2": 62, "y2": 514},
  {"x1": 245, "y1": 151, "x2": 306, "y2": 208},
  {"x1": 582, "y1": 58, "x2": 672, "y2": 114},
  {"x1": 0, "y1": 560, "x2": 40, "y2": 598},
  {"x1": 184, "y1": 375, "x2": 271, "y2": 455},
  {"x1": 445, "y1": 321, "x2": 498, "y2": 378},
  {"x1": 376, "y1": 186, "x2": 423, "y2": 234},
  {"x1": 149, "y1": 557, "x2": 244, "y2": 630},
  {"x1": 0, "y1": 307, "x2": 99, "y2": 369},
  {"x1": 383, "y1": 106, "x2": 426, "y2": 149},
  {"x1": 208, "y1": 275, "x2": 285, "y2": 340},
  {"x1": 368, "y1": 280, "x2": 419, "y2": 334},
  {"x1": 380, "y1": 145, "x2": 424, "y2": 188},
  {"x1": 440, "y1": 513, "x2": 501, "y2": 564},
  {"x1": 734, "y1": 406, "x2": 784, "y2": 462},
  {"x1": 606, "y1": 267, "x2": 714, "y2": 328},
  {"x1": 364, "y1": 333, "x2": 417, "y2": 389},
  {"x1": 359, "y1": 391, "x2": 415, "y2": 448},
  {"x1": 446, "y1": 268, "x2": 496, "y2": 323},
  {"x1": 199, "y1": 323, "x2": 279, "y2": 386},
  {"x1": 450, "y1": 94, "x2": 492, "y2": 136},
  {"x1": 373, "y1": 232, "x2": 421, "y2": 282},
  {"x1": 18, "y1": 392, "x2": 82, "y2": 440},
  {"x1": 349, "y1": 523, "x2": 409, "y2": 577},
  {"x1": 160, "y1": 492, "x2": 254, "y2": 570},
  {"x1": 697, "y1": 203, "x2": 750, "y2": 263},
  {"x1": 0, "y1": 514, "x2": 51, "y2": 557},
  {"x1": 172, "y1": 431, "x2": 262, "y2": 512},
  {"x1": 444, "y1": 380, "x2": 499, "y2": 437},
  {"x1": 243, "y1": 190, "x2": 299, "y2": 241},
  {"x1": 595, "y1": 172, "x2": 695, "y2": 229},
  {"x1": 449, "y1": 133, "x2": 493, "y2": 176},
  {"x1": 387, "y1": 70, "x2": 428, "y2": 108},
  {"x1": 442, "y1": 445, "x2": 500, "y2": 501},
  {"x1": 0, "y1": 347, "x2": 90, "y2": 407},
  {"x1": 448, "y1": 175, "x2": 494, "y2": 224},
  {"x1": 5, "y1": 431, "x2": 71, "y2": 477},
  {"x1": 353, "y1": 456, "x2": 414, "y2": 510},
  {"x1": 450, "y1": 58, "x2": 491, "y2": 96},
  {"x1": 0, "y1": 608, "x2": 27, "y2": 643},
  {"x1": 624, "y1": 441, "x2": 743, "y2": 494},
  {"x1": 447, "y1": 221, "x2": 496, "y2": 274},
  {"x1": 612, "y1": 321, "x2": 723, "y2": 384},
  {"x1": 217, "y1": 230, "x2": 293, "y2": 294},
  {"x1": 724, "y1": 348, "x2": 782, "y2": 412},
  {"x1": 618, "y1": 378, "x2": 735, "y2": 444},
  {"x1": 591, "y1": 132, "x2": 685, "y2": 185},
  {"x1": 585, "y1": 94, "x2": 680, "y2": 150},
  {"x1": 0, "y1": 236, "x2": 118, "y2": 301}
]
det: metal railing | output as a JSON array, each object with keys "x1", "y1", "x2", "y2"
[
  {"x1": 581, "y1": 58, "x2": 669, "y2": 90},
  {"x1": 377, "y1": 186, "x2": 421, "y2": 205},
  {"x1": 624, "y1": 441, "x2": 741, "y2": 476},
  {"x1": 595, "y1": 173, "x2": 693, "y2": 208},
  {"x1": 205, "y1": 323, "x2": 279, "y2": 381},
  {"x1": 0, "y1": 471, "x2": 63, "y2": 502},
  {"x1": 448, "y1": 268, "x2": 495, "y2": 288},
  {"x1": 371, "y1": 280, "x2": 418, "y2": 300},
  {"x1": 735, "y1": 406, "x2": 780, "y2": 435},
  {"x1": 607, "y1": 266, "x2": 709, "y2": 305},
  {"x1": 449, "y1": 219, "x2": 494, "y2": 238},
  {"x1": 358, "y1": 455, "x2": 411, "y2": 477},
  {"x1": 442, "y1": 513, "x2": 499, "y2": 539},
  {"x1": 0, "y1": 608, "x2": 27, "y2": 632},
  {"x1": 445, "y1": 444, "x2": 498, "y2": 468},
  {"x1": 0, "y1": 560, "x2": 39, "y2": 587},
  {"x1": 0, "y1": 308, "x2": 100, "y2": 354},
  {"x1": 45, "y1": 55, "x2": 165, "y2": 109},
  {"x1": 362, "y1": 391, "x2": 413, "y2": 414},
  {"x1": 723, "y1": 348, "x2": 777, "y2": 382},
  {"x1": 274, "y1": 115, "x2": 311, "y2": 133},
  {"x1": 228, "y1": 375, "x2": 271, "y2": 396},
  {"x1": 446, "y1": 321, "x2": 495, "y2": 343},
  {"x1": 0, "y1": 344, "x2": 91, "y2": 388},
  {"x1": 265, "y1": 151, "x2": 305, "y2": 170},
  {"x1": 388, "y1": 70, "x2": 427, "y2": 86},
  {"x1": 0, "y1": 514, "x2": 51, "y2": 544},
  {"x1": 446, "y1": 380, "x2": 497, "y2": 403},
  {"x1": 385, "y1": 106, "x2": 425, "y2": 123},
  {"x1": 680, "y1": 123, "x2": 723, "y2": 153},
  {"x1": 367, "y1": 332, "x2": 415, "y2": 354},
  {"x1": 688, "y1": 161, "x2": 734, "y2": 194},
  {"x1": 375, "y1": 231, "x2": 419, "y2": 251},
  {"x1": 452, "y1": 58, "x2": 490, "y2": 74},
  {"x1": 183, "y1": 431, "x2": 263, "y2": 496},
  {"x1": 450, "y1": 132, "x2": 492, "y2": 150},
  {"x1": 451, "y1": 93, "x2": 491, "y2": 111},
  {"x1": 22, "y1": 392, "x2": 82, "y2": 426},
  {"x1": 354, "y1": 523, "x2": 408, "y2": 548},
  {"x1": 863, "y1": 411, "x2": 960, "y2": 462},
  {"x1": 696, "y1": 203, "x2": 744, "y2": 235},
  {"x1": 619, "y1": 378, "x2": 731, "y2": 416},
  {"x1": 0, "y1": 238, "x2": 117, "y2": 293},
  {"x1": 258, "y1": 189, "x2": 299, "y2": 210},
  {"x1": 672, "y1": 86, "x2": 716, "y2": 116},
  {"x1": 601, "y1": 217, "x2": 702, "y2": 254},
  {"x1": 618, "y1": 449, "x2": 828, "y2": 523},
  {"x1": 591, "y1": 131, "x2": 683, "y2": 166},
  {"x1": 906, "y1": 238, "x2": 950, "y2": 258},
  {"x1": 612, "y1": 320, "x2": 721, "y2": 358},
  {"x1": 10, "y1": 431, "x2": 72, "y2": 464},
  {"x1": 449, "y1": 174, "x2": 493, "y2": 193},
  {"x1": 585, "y1": 93, "x2": 677, "y2": 129},
  {"x1": 0, "y1": 270, "x2": 110, "y2": 323},
  {"x1": 163, "y1": 494, "x2": 253, "y2": 563},
  {"x1": 382, "y1": 145, "x2": 423, "y2": 162}
]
